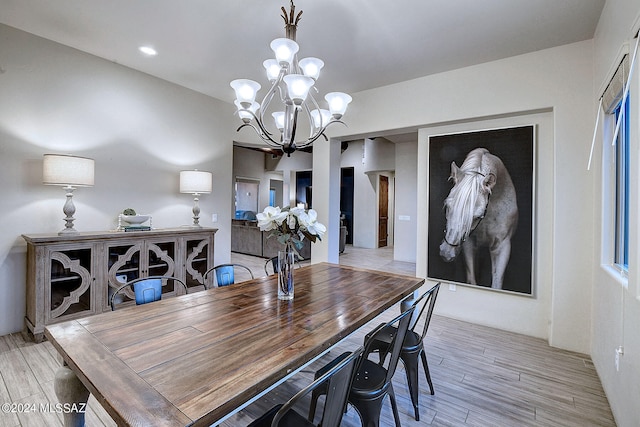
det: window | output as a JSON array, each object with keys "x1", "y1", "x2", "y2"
[
  {"x1": 600, "y1": 51, "x2": 633, "y2": 274},
  {"x1": 613, "y1": 99, "x2": 630, "y2": 272}
]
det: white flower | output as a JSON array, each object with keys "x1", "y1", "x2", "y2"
[
  {"x1": 256, "y1": 206, "x2": 288, "y2": 231},
  {"x1": 303, "y1": 209, "x2": 326, "y2": 239},
  {"x1": 290, "y1": 206, "x2": 305, "y2": 217},
  {"x1": 258, "y1": 205, "x2": 326, "y2": 246},
  {"x1": 286, "y1": 211, "x2": 298, "y2": 230}
]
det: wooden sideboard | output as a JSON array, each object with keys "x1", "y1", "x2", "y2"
[{"x1": 22, "y1": 227, "x2": 216, "y2": 341}]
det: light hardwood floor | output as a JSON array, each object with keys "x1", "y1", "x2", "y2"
[{"x1": 0, "y1": 246, "x2": 615, "y2": 426}]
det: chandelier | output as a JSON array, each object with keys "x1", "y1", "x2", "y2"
[{"x1": 230, "y1": 1, "x2": 352, "y2": 156}]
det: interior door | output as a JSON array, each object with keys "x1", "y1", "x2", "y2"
[{"x1": 378, "y1": 175, "x2": 388, "y2": 247}]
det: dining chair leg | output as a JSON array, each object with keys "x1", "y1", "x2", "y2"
[
  {"x1": 308, "y1": 389, "x2": 320, "y2": 423},
  {"x1": 403, "y1": 352, "x2": 421, "y2": 421},
  {"x1": 421, "y1": 349, "x2": 435, "y2": 395},
  {"x1": 388, "y1": 384, "x2": 402, "y2": 427}
]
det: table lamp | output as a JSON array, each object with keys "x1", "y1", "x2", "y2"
[
  {"x1": 180, "y1": 170, "x2": 212, "y2": 227},
  {"x1": 43, "y1": 154, "x2": 95, "y2": 235}
]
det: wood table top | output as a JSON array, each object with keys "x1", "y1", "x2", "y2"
[{"x1": 45, "y1": 263, "x2": 424, "y2": 426}]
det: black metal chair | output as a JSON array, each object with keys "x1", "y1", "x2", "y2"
[
  {"x1": 309, "y1": 304, "x2": 416, "y2": 427},
  {"x1": 203, "y1": 263, "x2": 254, "y2": 288},
  {"x1": 264, "y1": 255, "x2": 304, "y2": 276},
  {"x1": 248, "y1": 346, "x2": 364, "y2": 427},
  {"x1": 364, "y1": 283, "x2": 440, "y2": 421},
  {"x1": 110, "y1": 276, "x2": 187, "y2": 311}
]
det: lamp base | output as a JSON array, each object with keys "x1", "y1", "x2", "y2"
[
  {"x1": 58, "y1": 227, "x2": 79, "y2": 236},
  {"x1": 191, "y1": 195, "x2": 201, "y2": 227},
  {"x1": 59, "y1": 186, "x2": 79, "y2": 235}
]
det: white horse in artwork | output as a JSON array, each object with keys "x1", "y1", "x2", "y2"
[{"x1": 439, "y1": 147, "x2": 518, "y2": 289}]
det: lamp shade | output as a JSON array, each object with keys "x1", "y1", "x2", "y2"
[
  {"x1": 272, "y1": 111, "x2": 285, "y2": 130},
  {"x1": 270, "y1": 38, "x2": 299, "y2": 66},
  {"x1": 180, "y1": 170, "x2": 212, "y2": 194},
  {"x1": 230, "y1": 79, "x2": 261, "y2": 107},
  {"x1": 325, "y1": 92, "x2": 352, "y2": 118},
  {"x1": 311, "y1": 109, "x2": 332, "y2": 129},
  {"x1": 263, "y1": 59, "x2": 281, "y2": 82},
  {"x1": 43, "y1": 154, "x2": 95, "y2": 187},
  {"x1": 235, "y1": 100, "x2": 260, "y2": 122},
  {"x1": 299, "y1": 57, "x2": 324, "y2": 80},
  {"x1": 283, "y1": 74, "x2": 314, "y2": 105}
]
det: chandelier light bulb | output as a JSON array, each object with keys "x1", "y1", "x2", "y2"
[
  {"x1": 283, "y1": 74, "x2": 314, "y2": 105},
  {"x1": 230, "y1": 79, "x2": 261, "y2": 106},
  {"x1": 270, "y1": 38, "x2": 299, "y2": 66},
  {"x1": 272, "y1": 112, "x2": 285, "y2": 131},
  {"x1": 235, "y1": 100, "x2": 260, "y2": 123},
  {"x1": 311, "y1": 109, "x2": 332, "y2": 129},
  {"x1": 325, "y1": 92, "x2": 353, "y2": 119},
  {"x1": 263, "y1": 59, "x2": 281, "y2": 82},
  {"x1": 299, "y1": 57, "x2": 324, "y2": 80}
]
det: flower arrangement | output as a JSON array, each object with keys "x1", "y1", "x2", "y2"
[
  {"x1": 257, "y1": 206, "x2": 326, "y2": 251},
  {"x1": 258, "y1": 205, "x2": 325, "y2": 300}
]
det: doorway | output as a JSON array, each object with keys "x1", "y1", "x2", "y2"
[
  {"x1": 378, "y1": 175, "x2": 389, "y2": 247},
  {"x1": 341, "y1": 167, "x2": 354, "y2": 244}
]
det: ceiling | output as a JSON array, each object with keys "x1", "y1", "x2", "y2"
[{"x1": 1, "y1": 0, "x2": 605, "y2": 143}]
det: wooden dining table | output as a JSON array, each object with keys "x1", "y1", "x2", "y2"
[{"x1": 45, "y1": 262, "x2": 424, "y2": 427}]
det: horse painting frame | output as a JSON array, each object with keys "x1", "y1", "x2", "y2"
[{"x1": 427, "y1": 125, "x2": 535, "y2": 296}]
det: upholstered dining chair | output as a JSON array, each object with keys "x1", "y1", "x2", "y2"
[
  {"x1": 308, "y1": 304, "x2": 416, "y2": 427},
  {"x1": 203, "y1": 263, "x2": 254, "y2": 288},
  {"x1": 247, "y1": 346, "x2": 363, "y2": 427},
  {"x1": 110, "y1": 276, "x2": 187, "y2": 311},
  {"x1": 264, "y1": 255, "x2": 304, "y2": 276},
  {"x1": 364, "y1": 282, "x2": 441, "y2": 421}
]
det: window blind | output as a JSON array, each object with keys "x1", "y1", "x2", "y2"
[
  {"x1": 588, "y1": 34, "x2": 639, "y2": 170},
  {"x1": 602, "y1": 55, "x2": 630, "y2": 114}
]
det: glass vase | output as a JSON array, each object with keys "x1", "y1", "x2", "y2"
[{"x1": 277, "y1": 244, "x2": 295, "y2": 300}]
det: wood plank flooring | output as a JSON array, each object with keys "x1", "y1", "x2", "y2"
[{"x1": 0, "y1": 246, "x2": 615, "y2": 426}]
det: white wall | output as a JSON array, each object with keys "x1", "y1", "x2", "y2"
[
  {"x1": 394, "y1": 141, "x2": 418, "y2": 262},
  {"x1": 0, "y1": 24, "x2": 235, "y2": 335},
  {"x1": 330, "y1": 40, "x2": 595, "y2": 355},
  {"x1": 591, "y1": 1, "x2": 640, "y2": 426},
  {"x1": 363, "y1": 138, "x2": 395, "y2": 173}
]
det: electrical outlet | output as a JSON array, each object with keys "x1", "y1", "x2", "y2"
[
  {"x1": 449, "y1": 284, "x2": 456, "y2": 292},
  {"x1": 211, "y1": 213, "x2": 218, "y2": 223}
]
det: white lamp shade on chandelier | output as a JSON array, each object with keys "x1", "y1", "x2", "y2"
[
  {"x1": 180, "y1": 170, "x2": 212, "y2": 228},
  {"x1": 42, "y1": 154, "x2": 95, "y2": 235},
  {"x1": 230, "y1": 1, "x2": 352, "y2": 156}
]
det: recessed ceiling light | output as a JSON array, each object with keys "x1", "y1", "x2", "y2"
[{"x1": 138, "y1": 46, "x2": 157, "y2": 56}]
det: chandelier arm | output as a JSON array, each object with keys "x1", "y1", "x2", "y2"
[
  {"x1": 294, "y1": 119, "x2": 347, "y2": 148},
  {"x1": 248, "y1": 112, "x2": 281, "y2": 143},
  {"x1": 303, "y1": 92, "x2": 323, "y2": 137},
  {"x1": 259, "y1": 70, "x2": 286, "y2": 124},
  {"x1": 236, "y1": 122, "x2": 283, "y2": 147},
  {"x1": 290, "y1": 106, "x2": 299, "y2": 145}
]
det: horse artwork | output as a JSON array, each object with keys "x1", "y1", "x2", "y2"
[{"x1": 438, "y1": 147, "x2": 518, "y2": 290}]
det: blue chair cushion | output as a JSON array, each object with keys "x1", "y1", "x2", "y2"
[
  {"x1": 242, "y1": 210, "x2": 257, "y2": 220},
  {"x1": 215, "y1": 266, "x2": 235, "y2": 286},
  {"x1": 134, "y1": 278, "x2": 162, "y2": 305}
]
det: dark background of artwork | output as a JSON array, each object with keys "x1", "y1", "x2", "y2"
[{"x1": 427, "y1": 126, "x2": 534, "y2": 295}]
